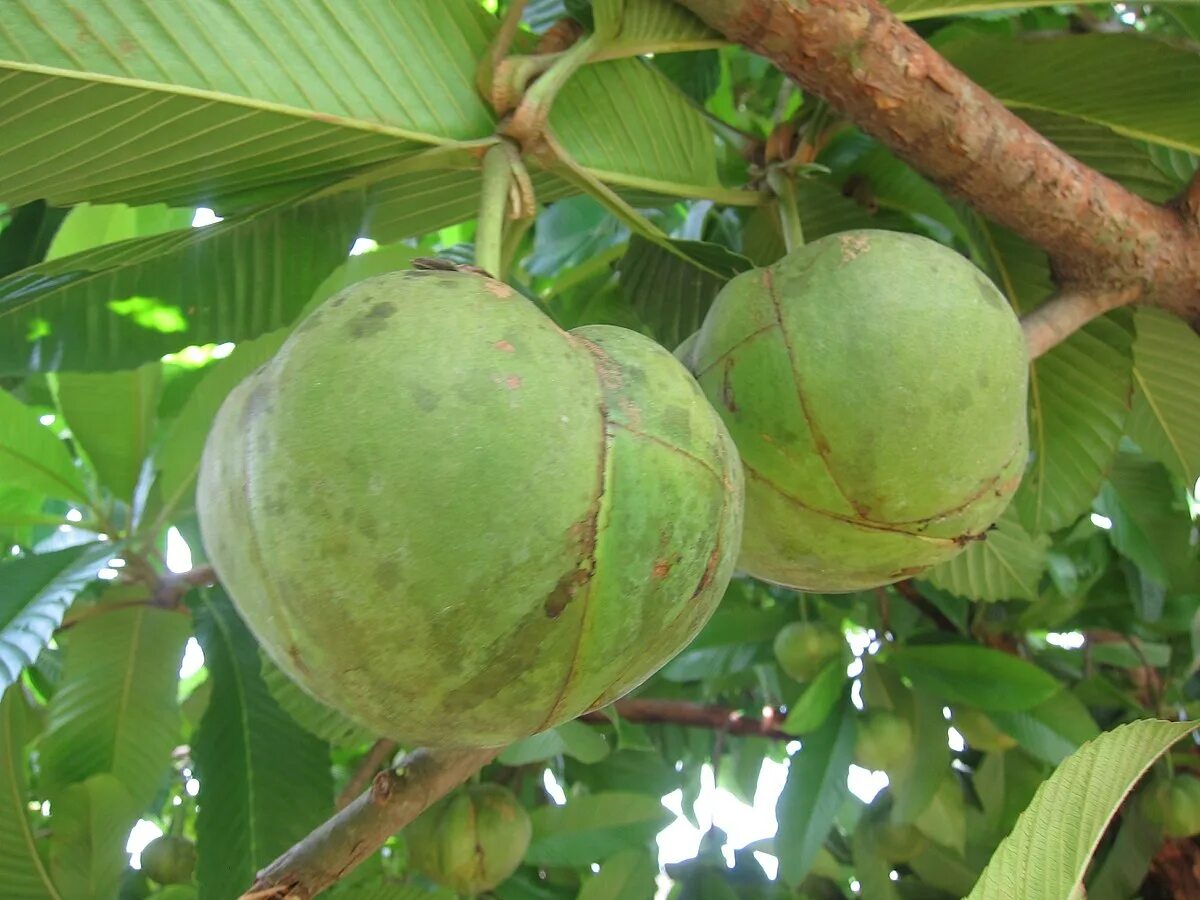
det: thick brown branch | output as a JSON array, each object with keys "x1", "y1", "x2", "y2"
[
  {"x1": 674, "y1": 0, "x2": 1200, "y2": 344},
  {"x1": 245, "y1": 747, "x2": 498, "y2": 900},
  {"x1": 595, "y1": 698, "x2": 791, "y2": 739},
  {"x1": 335, "y1": 739, "x2": 400, "y2": 811}
]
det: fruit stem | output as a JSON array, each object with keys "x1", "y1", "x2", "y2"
[
  {"x1": 766, "y1": 164, "x2": 805, "y2": 252},
  {"x1": 799, "y1": 594, "x2": 811, "y2": 623},
  {"x1": 476, "y1": 142, "x2": 515, "y2": 278},
  {"x1": 503, "y1": 34, "x2": 599, "y2": 149}
]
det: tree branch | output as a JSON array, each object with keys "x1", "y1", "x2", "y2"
[
  {"x1": 335, "y1": 739, "x2": 400, "y2": 811},
  {"x1": 1022, "y1": 285, "x2": 1143, "y2": 358},
  {"x1": 245, "y1": 747, "x2": 499, "y2": 900},
  {"x1": 673, "y1": 0, "x2": 1200, "y2": 351},
  {"x1": 585, "y1": 698, "x2": 791, "y2": 739}
]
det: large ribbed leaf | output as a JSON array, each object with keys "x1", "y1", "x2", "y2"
[
  {"x1": 550, "y1": 58, "x2": 728, "y2": 199},
  {"x1": 260, "y1": 652, "x2": 373, "y2": 747},
  {"x1": 1018, "y1": 110, "x2": 1193, "y2": 204},
  {"x1": 925, "y1": 509, "x2": 1049, "y2": 602},
  {"x1": 593, "y1": 0, "x2": 722, "y2": 53},
  {"x1": 968, "y1": 719, "x2": 1197, "y2": 900},
  {"x1": 941, "y1": 33, "x2": 1200, "y2": 153},
  {"x1": 192, "y1": 587, "x2": 332, "y2": 900},
  {"x1": 1014, "y1": 312, "x2": 1134, "y2": 534},
  {"x1": 54, "y1": 364, "x2": 162, "y2": 502},
  {"x1": 0, "y1": 0, "x2": 497, "y2": 208},
  {"x1": 0, "y1": 192, "x2": 363, "y2": 374},
  {"x1": 617, "y1": 236, "x2": 751, "y2": 349},
  {"x1": 153, "y1": 328, "x2": 289, "y2": 527},
  {"x1": 39, "y1": 602, "x2": 190, "y2": 808},
  {"x1": 886, "y1": 0, "x2": 1200, "y2": 17},
  {"x1": 47, "y1": 774, "x2": 139, "y2": 900},
  {"x1": 1127, "y1": 309, "x2": 1200, "y2": 486},
  {"x1": 0, "y1": 388, "x2": 88, "y2": 503},
  {"x1": 0, "y1": 543, "x2": 110, "y2": 692},
  {"x1": 0, "y1": 687, "x2": 61, "y2": 900}
]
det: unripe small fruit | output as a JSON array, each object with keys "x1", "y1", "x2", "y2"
[
  {"x1": 1141, "y1": 776, "x2": 1200, "y2": 838},
  {"x1": 407, "y1": 784, "x2": 531, "y2": 893},
  {"x1": 139, "y1": 835, "x2": 196, "y2": 886},
  {"x1": 953, "y1": 706, "x2": 1016, "y2": 752},
  {"x1": 773, "y1": 621, "x2": 843, "y2": 681},
  {"x1": 854, "y1": 711, "x2": 913, "y2": 772}
]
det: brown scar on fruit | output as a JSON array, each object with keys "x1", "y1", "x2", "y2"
[
  {"x1": 840, "y1": 233, "x2": 870, "y2": 262},
  {"x1": 484, "y1": 280, "x2": 514, "y2": 298},
  {"x1": 505, "y1": 375, "x2": 522, "y2": 390},
  {"x1": 494, "y1": 340, "x2": 515, "y2": 353},
  {"x1": 721, "y1": 357, "x2": 737, "y2": 412},
  {"x1": 653, "y1": 554, "x2": 681, "y2": 579}
]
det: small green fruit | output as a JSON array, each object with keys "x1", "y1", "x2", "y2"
[
  {"x1": 139, "y1": 835, "x2": 196, "y2": 886},
  {"x1": 773, "y1": 621, "x2": 843, "y2": 681},
  {"x1": 1141, "y1": 776, "x2": 1200, "y2": 838},
  {"x1": 407, "y1": 784, "x2": 531, "y2": 893},
  {"x1": 873, "y1": 821, "x2": 928, "y2": 863},
  {"x1": 953, "y1": 706, "x2": 1017, "y2": 752},
  {"x1": 198, "y1": 269, "x2": 743, "y2": 747},
  {"x1": 854, "y1": 711, "x2": 913, "y2": 772},
  {"x1": 688, "y1": 229, "x2": 1029, "y2": 591}
]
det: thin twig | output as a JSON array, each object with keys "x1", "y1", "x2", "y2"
[
  {"x1": 893, "y1": 580, "x2": 960, "y2": 633},
  {"x1": 1021, "y1": 285, "x2": 1143, "y2": 358}
]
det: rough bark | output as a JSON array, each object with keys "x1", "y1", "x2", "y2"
[
  {"x1": 673, "y1": 0, "x2": 1200, "y2": 353},
  {"x1": 244, "y1": 748, "x2": 499, "y2": 900},
  {"x1": 585, "y1": 698, "x2": 791, "y2": 739}
]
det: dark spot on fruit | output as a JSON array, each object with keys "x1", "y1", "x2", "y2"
[
  {"x1": 331, "y1": 295, "x2": 348, "y2": 308},
  {"x1": 721, "y1": 358, "x2": 737, "y2": 412},
  {"x1": 977, "y1": 368, "x2": 991, "y2": 388},
  {"x1": 347, "y1": 301, "x2": 399, "y2": 338},
  {"x1": 374, "y1": 560, "x2": 400, "y2": 587},
  {"x1": 264, "y1": 495, "x2": 287, "y2": 515},
  {"x1": 505, "y1": 375, "x2": 521, "y2": 390},
  {"x1": 652, "y1": 558, "x2": 676, "y2": 580},
  {"x1": 545, "y1": 567, "x2": 590, "y2": 619},
  {"x1": 412, "y1": 384, "x2": 439, "y2": 411},
  {"x1": 287, "y1": 644, "x2": 310, "y2": 676},
  {"x1": 357, "y1": 512, "x2": 379, "y2": 540}
]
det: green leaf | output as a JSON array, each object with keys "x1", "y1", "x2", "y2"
[
  {"x1": 617, "y1": 236, "x2": 751, "y2": 350},
  {"x1": 525, "y1": 793, "x2": 671, "y2": 866},
  {"x1": 967, "y1": 719, "x2": 1197, "y2": 900},
  {"x1": 776, "y1": 694, "x2": 856, "y2": 886},
  {"x1": 886, "y1": 644, "x2": 1059, "y2": 712},
  {"x1": 499, "y1": 719, "x2": 612, "y2": 766},
  {"x1": 54, "y1": 364, "x2": 163, "y2": 502},
  {"x1": 913, "y1": 775, "x2": 966, "y2": 855},
  {"x1": 1097, "y1": 453, "x2": 1199, "y2": 592},
  {"x1": 886, "y1": 0, "x2": 1200, "y2": 19},
  {"x1": 0, "y1": 192, "x2": 363, "y2": 374},
  {"x1": 259, "y1": 652, "x2": 373, "y2": 748},
  {"x1": 0, "y1": 544, "x2": 111, "y2": 692},
  {"x1": 924, "y1": 508, "x2": 1050, "y2": 603},
  {"x1": 941, "y1": 33, "x2": 1200, "y2": 153},
  {"x1": 0, "y1": 202, "x2": 68, "y2": 279},
  {"x1": 593, "y1": 0, "x2": 721, "y2": 53},
  {"x1": 192, "y1": 587, "x2": 332, "y2": 900},
  {"x1": 1127, "y1": 309, "x2": 1200, "y2": 486},
  {"x1": 1018, "y1": 110, "x2": 1191, "y2": 204},
  {"x1": 1013, "y1": 312, "x2": 1135, "y2": 534},
  {"x1": 851, "y1": 824, "x2": 900, "y2": 900},
  {"x1": 46, "y1": 204, "x2": 196, "y2": 260},
  {"x1": 781, "y1": 659, "x2": 847, "y2": 735},
  {"x1": 988, "y1": 690, "x2": 1100, "y2": 766},
  {"x1": 40, "y1": 602, "x2": 190, "y2": 808},
  {"x1": 48, "y1": 774, "x2": 140, "y2": 900},
  {"x1": 0, "y1": 0, "x2": 498, "y2": 208},
  {"x1": 0, "y1": 686, "x2": 61, "y2": 900},
  {"x1": 0, "y1": 389, "x2": 88, "y2": 504},
  {"x1": 153, "y1": 328, "x2": 289, "y2": 528},
  {"x1": 577, "y1": 848, "x2": 658, "y2": 900},
  {"x1": 550, "y1": 59, "x2": 725, "y2": 199},
  {"x1": 889, "y1": 691, "x2": 950, "y2": 823}
]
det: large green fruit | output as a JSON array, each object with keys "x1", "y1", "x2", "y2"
[
  {"x1": 687, "y1": 229, "x2": 1028, "y2": 591},
  {"x1": 407, "y1": 784, "x2": 531, "y2": 893},
  {"x1": 139, "y1": 835, "x2": 196, "y2": 886},
  {"x1": 854, "y1": 710, "x2": 913, "y2": 772},
  {"x1": 773, "y1": 621, "x2": 843, "y2": 681},
  {"x1": 198, "y1": 268, "x2": 742, "y2": 747},
  {"x1": 1141, "y1": 776, "x2": 1200, "y2": 838}
]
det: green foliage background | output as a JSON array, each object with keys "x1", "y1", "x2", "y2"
[{"x1": 0, "y1": 1, "x2": 1198, "y2": 899}]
